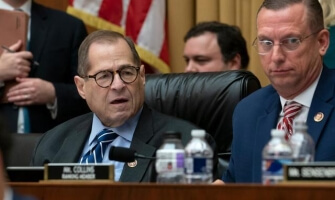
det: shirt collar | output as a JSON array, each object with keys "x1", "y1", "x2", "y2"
[
  {"x1": 90, "y1": 107, "x2": 143, "y2": 144},
  {"x1": 0, "y1": 0, "x2": 32, "y2": 16},
  {"x1": 279, "y1": 68, "x2": 322, "y2": 109}
]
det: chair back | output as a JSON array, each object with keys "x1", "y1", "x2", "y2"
[
  {"x1": 7, "y1": 133, "x2": 42, "y2": 166},
  {"x1": 145, "y1": 70, "x2": 261, "y2": 154}
]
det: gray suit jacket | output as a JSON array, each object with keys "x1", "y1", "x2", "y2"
[{"x1": 31, "y1": 104, "x2": 218, "y2": 182}]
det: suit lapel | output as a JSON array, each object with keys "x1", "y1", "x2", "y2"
[
  {"x1": 120, "y1": 137, "x2": 156, "y2": 182},
  {"x1": 52, "y1": 115, "x2": 92, "y2": 163},
  {"x1": 120, "y1": 105, "x2": 156, "y2": 182},
  {"x1": 30, "y1": 2, "x2": 48, "y2": 72},
  {"x1": 252, "y1": 90, "x2": 281, "y2": 182},
  {"x1": 307, "y1": 67, "x2": 335, "y2": 145}
]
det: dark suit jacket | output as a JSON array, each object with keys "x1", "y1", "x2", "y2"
[
  {"x1": 31, "y1": 104, "x2": 218, "y2": 182},
  {"x1": 0, "y1": 2, "x2": 89, "y2": 133},
  {"x1": 223, "y1": 66, "x2": 335, "y2": 183}
]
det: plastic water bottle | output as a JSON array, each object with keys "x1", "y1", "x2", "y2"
[
  {"x1": 155, "y1": 131, "x2": 185, "y2": 183},
  {"x1": 262, "y1": 129, "x2": 293, "y2": 185},
  {"x1": 290, "y1": 121, "x2": 315, "y2": 162},
  {"x1": 185, "y1": 129, "x2": 213, "y2": 183}
]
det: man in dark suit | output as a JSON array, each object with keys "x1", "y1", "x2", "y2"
[
  {"x1": 0, "y1": 0, "x2": 89, "y2": 133},
  {"x1": 31, "y1": 30, "x2": 218, "y2": 182},
  {"x1": 214, "y1": 0, "x2": 333, "y2": 184}
]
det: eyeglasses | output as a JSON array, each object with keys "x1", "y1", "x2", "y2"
[
  {"x1": 83, "y1": 65, "x2": 140, "y2": 88},
  {"x1": 252, "y1": 29, "x2": 322, "y2": 55}
]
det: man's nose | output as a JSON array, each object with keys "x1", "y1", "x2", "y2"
[
  {"x1": 185, "y1": 61, "x2": 198, "y2": 72},
  {"x1": 270, "y1": 45, "x2": 286, "y2": 63},
  {"x1": 110, "y1": 73, "x2": 125, "y2": 89}
]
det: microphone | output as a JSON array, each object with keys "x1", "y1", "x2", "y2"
[
  {"x1": 217, "y1": 152, "x2": 232, "y2": 156},
  {"x1": 109, "y1": 146, "x2": 156, "y2": 162}
]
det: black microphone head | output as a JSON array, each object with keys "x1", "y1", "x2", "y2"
[
  {"x1": 109, "y1": 146, "x2": 136, "y2": 162},
  {"x1": 43, "y1": 159, "x2": 50, "y2": 165}
]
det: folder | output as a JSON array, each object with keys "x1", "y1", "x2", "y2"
[
  {"x1": 0, "y1": 8, "x2": 28, "y2": 53},
  {"x1": 0, "y1": 9, "x2": 28, "y2": 103}
]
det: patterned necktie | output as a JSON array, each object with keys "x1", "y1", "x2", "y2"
[
  {"x1": 277, "y1": 101, "x2": 303, "y2": 140},
  {"x1": 80, "y1": 129, "x2": 118, "y2": 164}
]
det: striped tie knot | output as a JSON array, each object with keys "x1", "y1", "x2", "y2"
[
  {"x1": 277, "y1": 101, "x2": 302, "y2": 140},
  {"x1": 80, "y1": 128, "x2": 118, "y2": 164},
  {"x1": 96, "y1": 129, "x2": 118, "y2": 143}
]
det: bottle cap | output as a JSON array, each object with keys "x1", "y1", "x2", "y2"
[
  {"x1": 271, "y1": 129, "x2": 285, "y2": 137},
  {"x1": 164, "y1": 131, "x2": 181, "y2": 139},
  {"x1": 191, "y1": 129, "x2": 206, "y2": 138}
]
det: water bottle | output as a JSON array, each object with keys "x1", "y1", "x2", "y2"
[
  {"x1": 290, "y1": 121, "x2": 315, "y2": 162},
  {"x1": 155, "y1": 131, "x2": 185, "y2": 183},
  {"x1": 185, "y1": 129, "x2": 213, "y2": 183},
  {"x1": 262, "y1": 129, "x2": 293, "y2": 185}
]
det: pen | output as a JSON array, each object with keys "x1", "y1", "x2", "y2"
[{"x1": 1, "y1": 45, "x2": 40, "y2": 67}]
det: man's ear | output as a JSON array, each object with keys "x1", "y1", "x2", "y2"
[
  {"x1": 74, "y1": 76, "x2": 86, "y2": 99},
  {"x1": 140, "y1": 64, "x2": 145, "y2": 85},
  {"x1": 318, "y1": 29, "x2": 330, "y2": 56},
  {"x1": 227, "y1": 54, "x2": 242, "y2": 70}
]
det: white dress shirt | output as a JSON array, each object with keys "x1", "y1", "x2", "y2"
[{"x1": 278, "y1": 68, "x2": 322, "y2": 124}]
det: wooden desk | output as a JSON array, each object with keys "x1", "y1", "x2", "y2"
[{"x1": 9, "y1": 182, "x2": 335, "y2": 200}]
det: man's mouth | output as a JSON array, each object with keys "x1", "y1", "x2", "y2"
[{"x1": 111, "y1": 98, "x2": 128, "y2": 104}]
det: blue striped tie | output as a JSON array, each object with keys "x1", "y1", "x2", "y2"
[{"x1": 80, "y1": 129, "x2": 118, "y2": 164}]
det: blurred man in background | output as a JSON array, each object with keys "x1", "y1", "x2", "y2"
[{"x1": 183, "y1": 21, "x2": 249, "y2": 72}]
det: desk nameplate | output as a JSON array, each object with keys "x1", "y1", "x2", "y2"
[
  {"x1": 44, "y1": 163, "x2": 114, "y2": 181},
  {"x1": 284, "y1": 162, "x2": 335, "y2": 182}
]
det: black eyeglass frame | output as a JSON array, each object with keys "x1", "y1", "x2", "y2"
[
  {"x1": 252, "y1": 29, "x2": 323, "y2": 55},
  {"x1": 82, "y1": 65, "x2": 140, "y2": 88}
]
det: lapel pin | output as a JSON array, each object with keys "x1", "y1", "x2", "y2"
[
  {"x1": 127, "y1": 160, "x2": 137, "y2": 167},
  {"x1": 314, "y1": 112, "x2": 324, "y2": 122}
]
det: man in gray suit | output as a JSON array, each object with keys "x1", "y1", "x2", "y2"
[{"x1": 31, "y1": 30, "x2": 218, "y2": 182}]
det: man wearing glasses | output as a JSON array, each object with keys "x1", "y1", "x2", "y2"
[
  {"x1": 214, "y1": 0, "x2": 334, "y2": 184},
  {"x1": 31, "y1": 30, "x2": 218, "y2": 182}
]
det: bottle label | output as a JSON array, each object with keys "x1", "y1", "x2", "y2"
[
  {"x1": 155, "y1": 149, "x2": 185, "y2": 173},
  {"x1": 262, "y1": 158, "x2": 292, "y2": 184},
  {"x1": 185, "y1": 157, "x2": 212, "y2": 173}
]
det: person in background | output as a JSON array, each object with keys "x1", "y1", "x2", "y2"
[
  {"x1": 183, "y1": 21, "x2": 249, "y2": 72},
  {"x1": 214, "y1": 0, "x2": 334, "y2": 183},
  {"x1": 31, "y1": 30, "x2": 218, "y2": 182},
  {"x1": 319, "y1": 0, "x2": 335, "y2": 68},
  {"x1": 0, "y1": 117, "x2": 37, "y2": 200},
  {"x1": 0, "y1": 0, "x2": 90, "y2": 133}
]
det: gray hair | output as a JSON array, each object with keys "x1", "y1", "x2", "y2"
[{"x1": 77, "y1": 30, "x2": 141, "y2": 76}]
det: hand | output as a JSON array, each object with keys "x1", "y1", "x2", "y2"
[
  {"x1": 0, "y1": 40, "x2": 32, "y2": 81},
  {"x1": 6, "y1": 77, "x2": 56, "y2": 106},
  {"x1": 212, "y1": 179, "x2": 225, "y2": 185}
]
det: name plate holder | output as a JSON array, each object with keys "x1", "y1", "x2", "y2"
[
  {"x1": 44, "y1": 163, "x2": 114, "y2": 182},
  {"x1": 284, "y1": 162, "x2": 335, "y2": 182}
]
